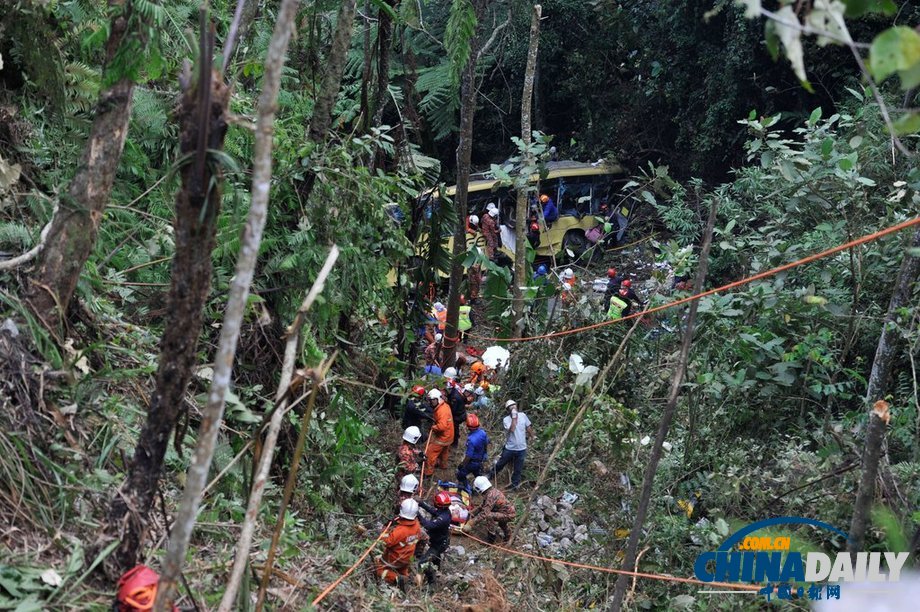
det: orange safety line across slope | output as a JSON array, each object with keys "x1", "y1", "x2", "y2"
[
  {"x1": 467, "y1": 216, "x2": 920, "y2": 343},
  {"x1": 311, "y1": 520, "x2": 394, "y2": 607},
  {"x1": 460, "y1": 531, "x2": 762, "y2": 592}
]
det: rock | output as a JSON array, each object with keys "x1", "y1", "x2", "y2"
[
  {"x1": 591, "y1": 459, "x2": 608, "y2": 476},
  {"x1": 559, "y1": 537, "x2": 572, "y2": 549},
  {"x1": 451, "y1": 545, "x2": 465, "y2": 556},
  {"x1": 537, "y1": 495, "x2": 553, "y2": 508},
  {"x1": 1, "y1": 318, "x2": 19, "y2": 337},
  {"x1": 537, "y1": 533, "x2": 553, "y2": 547},
  {"x1": 543, "y1": 504, "x2": 557, "y2": 518},
  {"x1": 575, "y1": 524, "x2": 588, "y2": 534},
  {"x1": 574, "y1": 532, "x2": 589, "y2": 543},
  {"x1": 538, "y1": 519, "x2": 550, "y2": 531},
  {"x1": 558, "y1": 501, "x2": 573, "y2": 512}
]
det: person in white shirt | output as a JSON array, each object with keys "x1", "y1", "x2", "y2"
[{"x1": 489, "y1": 399, "x2": 531, "y2": 489}]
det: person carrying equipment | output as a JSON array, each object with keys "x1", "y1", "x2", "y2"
[
  {"x1": 397, "y1": 426, "x2": 424, "y2": 483},
  {"x1": 417, "y1": 491, "x2": 453, "y2": 583},
  {"x1": 467, "y1": 215, "x2": 483, "y2": 302},
  {"x1": 618, "y1": 279, "x2": 640, "y2": 316},
  {"x1": 457, "y1": 414, "x2": 488, "y2": 486},
  {"x1": 424, "y1": 389, "x2": 454, "y2": 477},
  {"x1": 376, "y1": 499, "x2": 426, "y2": 588},
  {"x1": 489, "y1": 399, "x2": 531, "y2": 489},
  {"x1": 468, "y1": 476, "x2": 516, "y2": 543},
  {"x1": 604, "y1": 267, "x2": 622, "y2": 306}
]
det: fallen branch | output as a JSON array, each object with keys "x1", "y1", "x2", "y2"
[{"x1": 0, "y1": 201, "x2": 57, "y2": 270}]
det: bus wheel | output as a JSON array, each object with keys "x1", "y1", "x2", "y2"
[{"x1": 562, "y1": 230, "x2": 587, "y2": 260}]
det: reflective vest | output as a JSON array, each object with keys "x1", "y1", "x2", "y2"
[
  {"x1": 607, "y1": 295, "x2": 628, "y2": 319},
  {"x1": 459, "y1": 305, "x2": 473, "y2": 332}
]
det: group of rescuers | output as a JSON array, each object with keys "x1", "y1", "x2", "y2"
[
  {"x1": 456, "y1": 197, "x2": 646, "y2": 321},
  {"x1": 375, "y1": 364, "x2": 532, "y2": 588}
]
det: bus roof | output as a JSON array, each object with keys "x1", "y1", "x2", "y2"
[{"x1": 439, "y1": 159, "x2": 624, "y2": 198}]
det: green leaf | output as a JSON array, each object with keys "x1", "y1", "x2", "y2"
[
  {"x1": 821, "y1": 137, "x2": 834, "y2": 158},
  {"x1": 899, "y1": 61, "x2": 920, "y2": 89},
  {"x1": 842, "y1": 0, "x2": 897, "y2": 18},
  {"x1": 848, "y1": 135, "x2": 863, "y2": 149},
  {"x1": 868, "y1": 27, "x2": 920, "y2": 83},
  {"x1": 838, "y1": 157, "x2": 854, "y2": 171},
  {"x1": 640, "y1": 190, "x2": 657, "y2": 205},
  {"x1": 890, "y1": 112, "x2": 920, "y2": 136},
  {"x1": 775, "y1": 6, "x2": 811, "y2": 90},
  {"x1": 808, "y1": 107, "x2": 822, "y2": 127},
  {"x1": 764, "y1": 20, "x2": 780, "y2": 61}
]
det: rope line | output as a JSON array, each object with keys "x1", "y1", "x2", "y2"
[
  {"x1": 311, "y1": 520, "x2": 393, "y2": 607},
  {"x1": 460, "y1": 531, "x2": 762, "y2": 592},
  {"x1": 467, "y1": 216, "x2": 920, "y2": 343}
]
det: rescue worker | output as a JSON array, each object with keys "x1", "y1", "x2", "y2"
[
  {"x1": 423, "y1": 389, "x2": 454, "y2": 477},
  {"x1": 446, "y1": 379, "x2": 468, "y2": 449},
  {"x1": 481, "y1": 203, "x2": 501, "y2": 260},
  {"x1": 604, "y1": 268, "x2": 622, "y2": 307},
  {"x1": 424, "y1": 333, "x2": 442, "y2": 368},
  {"x1": 469, "y1": 476, "x2": 516, "y2": 543},
  {"x1": 533, "y1": 264, "x2": 548, "y2": 281},
  {"x1": 560, "y1": 268, "x2": 577, "y2": 304},
  {"x1": 489, "y1": 399, "x2": 531, "y2": 490},
  {"x1": 607, "y1": 289, "x2": 629, "y2": 320},
  {"x1": 467, "y1": 215, "x2": 483, "y2": 302},
  {"x1": 469, "y1": 361, "x2": 488, "y2": 386},
  {"x1": 618, "y1": 279, "x2": 640, "y2": 316},
  {"x1": 526, "y1": 220, "x2": 541, "y2": 248},
  {"x1": 458, "y1": 297, "x2": 473, "y2": 340},
  {"x1": 402, "y1": 385, "x2": 432, "y2": 434},
  {"x1": 457, "y1": 413, "x2": 488, "y2": 486},
  {"x1": 540, "y1": 194, "x2": 558, "y2": 224},
  {"x1": 397, "y1": 426, "x2": 424, "y2": 483},
  {"x1": 417, "y1": 491, "x2": 453, "y2": 583},
  {"x1": 376, "y1": 498, "x2": 426, "y2": 588},
  {"x1": 443, "y1": 366, "x2": 460, "y2": 390},
  {"x1": 471, "y1": 386, "x2": 492, "y2": 411},
  {"x1": 433, "y1": 301, "x2": 448, "y2": 332},
  {"x1": 395, "y1": 474, "x2": 419, "y2": 517}
]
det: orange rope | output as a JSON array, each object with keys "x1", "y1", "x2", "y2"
[
  {"x1": 311, "y1": 520, "x2": 393, "y2": 607},
  {"x1": 467, "y1": 216, "x2": 920, "y2": 343},
  {"x1": 460, "y1": 531, "x2": 762, "y2": 592}
]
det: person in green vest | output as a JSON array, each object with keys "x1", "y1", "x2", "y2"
[
  {"x1": 459, "y1": 295, "x2": 473, "y2": 340},
  {"x1": 607, "y1": 291, "x2": 628, "y2": 320}
]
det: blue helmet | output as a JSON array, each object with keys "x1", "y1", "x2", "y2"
[{"x1": 536, "y1": 264, "x2": 548, "y2": 275}]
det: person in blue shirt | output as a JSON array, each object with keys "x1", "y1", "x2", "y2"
[
  {"x1": 540, "y1": 194, "x2": 558, "y2": 224},
  {"x1": 456, "y1": 412, "x2": 489, "y2": 487},
  {"x1": 471, "y1": 386, "x2": 492, "y2": 411}
]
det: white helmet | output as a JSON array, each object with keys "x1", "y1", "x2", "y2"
[
  {"x1": 486, "y1": 202, "x2": 497, "y2": 212},
  {"x1": 473, "y1": 476, "x2": 492, "y2": 493},
  {"x1": 469, "y1": 215, "x2": 480, "y2": 226},
  {"x1": 433, "y1": 302, "x2": 446, "y2": 312},
  {"x1": 444, "y1": 367, "x2": 458, "y2": 379},
  {"x1": 399, "y1": 498, "x2": 420, "y2": 520},
  {"x1": 562, "y1": 268, "x2": 574, "y2": 280},
  {"x1": 403, "y1": 426, "x2": 422, "y2": 444},
  {"x1": 435, "y1": 333, "x2": 443, "y2": 342},
  {"x1": 427, "y1": 389, "x2": 443, "y2": 400},
  {"x1": 400, "y1": 474, "x2": 419, "y2": 493},
  {"x1": 505, "y1": 399, "x2": 517, "y2": 409},
  {"x1": 463, "y1": 383, "x2": 474, "y2": 393},
  {"x1": 488, "y1": 208, "x2": 498, "y2": 217}
]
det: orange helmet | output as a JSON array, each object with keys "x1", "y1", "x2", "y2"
[
  {"x1": 434, "y1": 491, "x2": 452, "y2": 507},
  {"x1": 471, "y1": 362, "x2": 485, "y2": 374},
  {"x1": 412, "y1": 385, "x2": 426, "y2": 397},
  {"x1": 466, "y1": 414, "x2": 480, "y2": 428},
  {"x1": 540, "y1": 194, "x2": 549, "y2": 203}
]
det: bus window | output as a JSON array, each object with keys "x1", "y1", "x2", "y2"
[{"x1": 558, "y1": 177, "x2": 593, "y2": 217}]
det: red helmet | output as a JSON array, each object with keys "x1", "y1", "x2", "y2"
[
  {"x1": 466, "y1": 414, "x2": 480, "y2": 428},
  {"x1": 530, "y1": 222, "x2": 539, "y2": 232},
  {"x1": 460, "y1": 294, "x2": 466, "y2": 305},
  {"x1": 607, "y1": 268, "x2": 618, "y2": 278},
  {"x1": 412, "y1": 385, "x2": 426, "y2": 397},
  {"x1": 621, "y1": 279, "x2": 632, "y2": 288},
  {"x1": 434, "y1": 491, "x2": 452, "y2": 508}
]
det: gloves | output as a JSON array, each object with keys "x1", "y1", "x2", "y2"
[{"x1": 511, "y1": 409, "x2": 518, "y2": 418}]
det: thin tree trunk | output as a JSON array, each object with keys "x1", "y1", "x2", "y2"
[
  {"x1": 297, "y1": 0, "x2": 358, "y2": 204},
  {"x1": 609, "y1": 200, "x2": 718, "y2": 611},
  {"x1": 848, "y1": 228, "x2": 920, "y2": 552},
  {"x1": 359, "y1": 0, "x2": 372, "y2": 125},
  {"x1": 218, "y1": 247, "x2": 339, "y2": 612},
  {"x1": 150, "y1": 1, "x2": 301, "y2": 608},
  {"x1": 512, "y1": 5, "x2": 541, "y2": 338},
  {"x1": 370, "y1": 0, "x2": 398, "y2": 129},
  {"x1": 101, "y1": 11, "x2": 230, "y2": 575},
  {"x1": 25, "y1": 0, "x2": 135, "y2": 328},
  {"x1": 444, "y1": 0, "x2": 490, "y2": 366}
]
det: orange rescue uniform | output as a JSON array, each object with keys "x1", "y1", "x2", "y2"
[
  {"x1": 424, "y1": 400, "x2": 454, "y2": 476},
  {"x1": 375, "y1": 518, "x2": 426, "y2": 584}
]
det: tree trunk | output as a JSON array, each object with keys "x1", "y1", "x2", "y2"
[
  {"x1": 443, "y1": 0, "x2": 490, "y2": 367},
  {"x1": 25, "y1": 1, "x2": 135, "y2": 329},
  {"x1": 848, "y1": 228, "x2": 920, "y2": 552},
  {"x1": 511, "y1": 5, "x2": 541, "y2": 338},
  {"x1": 151, "y1": 2, "x2": 302, "y2": 606},
  {"x1": 296, "y1": 0, "x2": 358, "y2": 204},
  {"x1": 609, "y1": 201, "x2": 718, "y2": 611},
  {"x1": 370, "y1": 0, "x2": 399, "y2": 129},
  {"x1": 101, "y1": 14, "x2": 231, "y2": 575}
]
